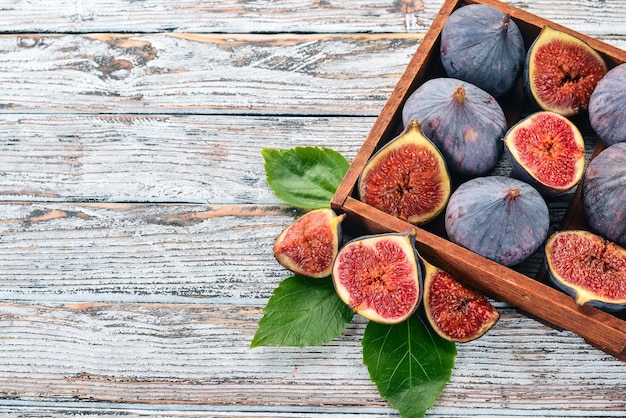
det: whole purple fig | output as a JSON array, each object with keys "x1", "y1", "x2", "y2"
[
  {"x1": 440, "y1": 4, "x2": 525, "y2": 97},
  {"x1": 402, "y1": 77, "x2": 506, "y2": 177},
  {"x1": 445, "y1": 176, "x2": 549, "y2": 267},
  {"x1": 582, "y1": 143, "x2": 626, "y2": 247},
  {"x1": 589, "y1": 63, "x2": 626, "y2": 146}
]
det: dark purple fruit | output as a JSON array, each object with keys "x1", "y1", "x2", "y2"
[
  {"x1": 332, "y1": 230, "x2": 422, "y2": 324},
  {"x1": 421, "y1": 257, "x2": 499, "y2": 343},
  {"x1": 504, "y1": 111, "x2": 585, "y2": 196},
  {"x1": 523, "y1": 25, "x2": 607, "y2": 117},
  {"x1": 358, "y1": 119, "x2": 451, "y2": 225},
  {"x1": 401, "y1": 78, "x2": 507, "y2": 177},
  {"x1": 589, "y1": 63, "x2": 626, "y2": 147},
  {"x1": 440, "y1": 4, "x2": 525, "y2": 97},
  {"x1": 445, "y1": 176, "x2": 549, "y2": 267},
  {"x1": 545, "y1": 230, "x2": 626, "y2": 311},
  {"x1": 582, "y1": 142, "x2": 626, "y2": 247},
  {"x1": 273, "y1": 208, "x2": 345, "y2": 278}
]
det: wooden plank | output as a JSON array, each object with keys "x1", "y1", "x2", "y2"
[
  {"x1": 0, "y1": 115, "x2": 367, "y2": 203},
  {"x1": 0, "y1": 33, "x2": 422, "y2": 116},
  {"x1": 0, "y1": 33, "x2": 623, "y2": 116},
  {"x1": 0, "y1": 202, "x2": 298, "y2": 302},
  {"x1": 0, "y1": 300, "x2": 625, "y2": 415},
  {"x1": 0, "y1": 0, "x2": 624, "y2": 36},
  {"x1": 0, "y1": 0, "x2": 437, "y2": 34}
]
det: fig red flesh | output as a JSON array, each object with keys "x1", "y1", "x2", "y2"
[
  {"x1": 273, "y1": 208, "x2": 345, "y2": 278},
  {"x1": 332, "y1": 231, "x2": 422, "y2": 324},
  {"x1": 524, "y1": 25, "x2": 607, "y2": 116},
  {"x1": 358, "y1": 120, "x2": 451, "y2": 225},
  {"x1": 504, "y1": 111, "x2": 585, "y2": 195},
  {"x1": 422, "y1": 259, "x2": 499, "y2": 343},
  {"x1": 546, "y1": 230, "x2": 626, "y2": 310}
]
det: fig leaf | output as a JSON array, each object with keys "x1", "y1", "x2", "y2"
[
  {"x1": 251, "y1": 275, "x2": 354, "y2": 348},
  {"x1": 362, "y1": 311, "x2": 457, "y2": 418},
  {"x1": 262, "y1": 146, "x2": 350, "y2": 208}
]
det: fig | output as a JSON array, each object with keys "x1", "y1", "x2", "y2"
[
  {"x1": 523, "y1": 25, "x2": 607, "y2": 117},
  {"x1": 421, "y1": 256, "x2": 499, "y2": 343},
  {"x1": 358, "y1": 119, "x2": 451, "y2": 225},
  {"x1": 545, "y1": 230, "x2": 626, "y2": 312},
  {"x1": 582, "y1": 142, "x2": 626, "y2": 247},
  {"x1": 273, "y1": 208, "x2": 345, "y2": 278},
  {"x1": 504, "y1": 111, "x2": 585, "y2": 196},
  {"x1": 445, "y1": 176, "x2": 550, "y2": 267},
  {"x1": 439, "y1": 4, "x2": 525, "y2": 97},
  {"x1": 401, "y1": 78, "x2": 507, "y2": 177},
  {"x1": 332, "y1": 230, "x2": 422, "y2": 324},
  {"x1": 588, "y1": 63, "x2": 626, "y2": 147}
]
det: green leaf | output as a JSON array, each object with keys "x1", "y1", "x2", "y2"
[
  {"x1": 362, "y1": 311, "x2": 457, "y2": 418},
  {"x1": 251, "y1": 275, "x2": 354, "y2": 348},
  {"x1": 261, "y1": 146, "x2": 350, "y2": 208}
]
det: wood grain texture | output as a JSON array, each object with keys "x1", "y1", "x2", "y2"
[
  {"x1": 0, "y1": 300, "x2": 624, "y2": 415},
  {"x1": 0, "y1": 33, "x2": 421, "y2": 115},
  {"x1": 0, "y1": 199, "x2": 569, "y2": 301},
  {"x1": 0, "y1": 115, "x2": 367, "y2": 203},
  {"x1": 0, "y1": 0, "x2": 624, "y2": 36},
  {"x1": 0, "y1": 33, "x2": 623, "y2": 116},
  {"x1": 0, "y1": 202, "x2": 295, "y2": 301}
]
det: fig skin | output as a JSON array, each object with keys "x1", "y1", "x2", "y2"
[
  {"x1": 401, "y1": 78, "x2": 507, "y2": 177},
  {"x1": 504, "y1": 111, "x2": 585, "y2": 196},
  {"x1": 273, "y1": 208, "x2": 345, "y2": 278},
  {"x1": 445, "y1": 176, "x2": 550, "y2": 267},
  {"x1": 358, "y1": 119, "x2": 451, "y2": 226},
  {"x1": 582, "y1": 143, "x2": 626, "y2": 247},
  {"x1": 523, "y1": 25, "x2": 607, "y2": 117},
  {"x1": 421, "y1": 256, "x2": 499, "y2": 343},
  {"x1": 588, "y1": 63, "x2": 626, "y2": 146},
  {"x1": 545, "y1": 230, "x2": 626, "y2": 312},
  {"x1": 440, "y1": 4, "x2": 525, "y2": 98},
  {"x1": 332, "y1": 230, "x2": 423, "y2": 324}
]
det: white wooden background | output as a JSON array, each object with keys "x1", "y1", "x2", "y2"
[{"x1": 1, "y1": 0, "x2": 626, "y2": 416}]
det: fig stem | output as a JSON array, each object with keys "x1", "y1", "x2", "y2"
[
  {"x1": 453, "y1": 86, "x2": 466, "y2": 105},
  {"x1": 500, "y1": 13, "x2": 511, "y2": 29},
  {"x1": 506, "y1": 187, "x2": 520, "y2": 200}
]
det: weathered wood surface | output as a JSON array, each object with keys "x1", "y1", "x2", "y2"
[
  {"x1": 0, "y1": 115, "x2": 366, "y2": 202},
  {"x1": 0, "y1": 0, "x2": 625, "y2": 35},
  {"x1": 0, "y1": 204, "x2": 625, "y2": 415},
  {"x1": 1, "y1": 0, "x2": 626, "y2": 416},
  {"x1": 0, "y1": 34, "x2": 623, "y2": 115}
]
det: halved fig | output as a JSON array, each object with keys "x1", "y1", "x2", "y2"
[
  {"x1": 358, "y1": 119, "x2": 451, "y2": 225},
  {"x1": 545, "y1": 230, "x2": 626, "y2": 312},
  {"x1": 523, "y1": 25, "x2": 607, "y2": 117},
  {"x1": 421, "y1": 257, "x2": 499, "y2": 343},
  {"x1": 273, "y1": 208, "x2": 345, "y2": 278},
  {"x1": 332, "y1": 230, "x2": 422, "y2": 324},
  {"x1": 504, "y1": 111, "x2": 585, "y2": 196}
]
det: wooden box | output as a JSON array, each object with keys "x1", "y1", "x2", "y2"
[{"x1": 330, "y1": 0, "x2": 626, "y2": 360}]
